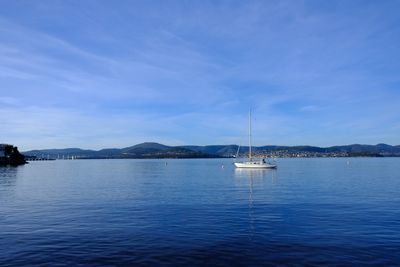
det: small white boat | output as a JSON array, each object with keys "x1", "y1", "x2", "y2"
[
  {"x1": 234, "y1": 160, "x2": 276, "y2": 169},
  {"x1": 234, "y1": 109, "x2": 277, "y2": 169}
]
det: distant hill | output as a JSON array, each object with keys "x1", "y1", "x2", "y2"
[
  {"x1": 23, "y1": 142, "x2": 217, "y2": 159},
  {"x1": 182, "y1": 145, "x2": 239, "y2": 156},
  {"x1": 121, "y1": 142, "x2": 171, "y2": 156},
  {"x1": 23, "y1": 142, "x2": 400, "y2": 159},
  {"x1": 123, "y1": 142, "x2": 170, "y2": 151}
]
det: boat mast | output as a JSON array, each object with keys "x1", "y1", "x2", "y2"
[{"x1": 249, "y1": 108, "x2": 252, "y2": 161}]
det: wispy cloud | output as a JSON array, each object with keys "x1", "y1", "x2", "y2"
[
  {"x1": 0, "y1": 0, "x2": 399, "y2": 149},
  {"x1": 300, "y1": 105, "x2": 320, "y2": 112}
]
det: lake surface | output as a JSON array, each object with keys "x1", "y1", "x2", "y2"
[{"x1": 1, "y1": 158, "x2": 400, "y2": 266}]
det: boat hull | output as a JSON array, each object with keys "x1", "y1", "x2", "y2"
[{"x1": 234, "y1": 162, "x2": 277, "y2": 169}]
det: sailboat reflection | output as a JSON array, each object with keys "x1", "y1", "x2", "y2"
[
  {"x1": 234, "y1": 168, "x2": 277, "y2": 239},
  {"x1": 234, "y1": 168, "x2": 277, "y2": 183}
]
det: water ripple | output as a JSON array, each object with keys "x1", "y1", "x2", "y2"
[{"x1": 1, "y1": 158, "x2": 400, "y2": 266}]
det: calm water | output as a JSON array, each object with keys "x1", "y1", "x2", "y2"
[{"x1": 1, "y1": 158, "x2": 400, "y2": 266}]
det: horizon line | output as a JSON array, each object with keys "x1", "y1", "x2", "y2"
[{"x1": 20, "y1": 141, "x2": 400, "y2": 152}]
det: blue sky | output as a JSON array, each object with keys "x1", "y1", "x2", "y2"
[{"x1": 1, "y1": 0, "x2": 399, "y2": 150}]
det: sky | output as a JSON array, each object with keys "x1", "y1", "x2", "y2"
[{"x1": 1, "y1": 0, "x2": 399, "y2": 150}]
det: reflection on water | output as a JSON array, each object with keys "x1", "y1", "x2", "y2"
[
  {"x1": 0, "y1": 166, "x2": 19, "y2": 186},
  {"x1": 234, "y1": 168, "x2": 278, "y2": 240},
  {"x1": 233, "y1": 168, "x2": 278, "y2": 191},
  {"x1": 234, "y1": 168, "x2": 277, "y2": 180},
  {"x1": 0, "y1": 165, "x2": 21, "y2": 203}
]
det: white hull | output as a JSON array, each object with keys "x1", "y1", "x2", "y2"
[{"x1": 234, "y1": 162, "x2": 277, "y2": 169}]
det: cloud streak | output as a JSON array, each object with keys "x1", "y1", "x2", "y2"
[{"x1": 0, "y1": 0, "x2": 399, "y2": 149}]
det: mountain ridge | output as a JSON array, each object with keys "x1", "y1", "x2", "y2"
[{"x1": 23, "y1": 142, "x2": 400, "y2": 159}]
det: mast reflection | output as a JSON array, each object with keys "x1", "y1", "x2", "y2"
[{"x1": 234, "y1": 168, "x2": 277, "y2": 239}]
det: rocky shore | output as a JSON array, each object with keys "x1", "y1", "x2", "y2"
[{"x1": 0, "y1": 144, "x2": 27, "y2": 166}]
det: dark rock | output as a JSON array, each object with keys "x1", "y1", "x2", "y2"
[{"x1": 0, "y1": 144, "x2": 27, "y2": 166}]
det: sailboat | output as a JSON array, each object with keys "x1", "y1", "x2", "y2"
[{"x1": 234, "y1": 109, "x2": 277, "y2": 169}]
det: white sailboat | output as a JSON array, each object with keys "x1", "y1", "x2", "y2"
[{"x1": 234, "y1": 109, "x2": 277, "y2": 169}]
